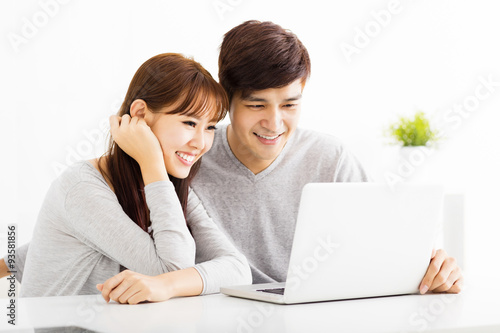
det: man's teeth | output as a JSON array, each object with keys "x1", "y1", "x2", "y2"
[
  {"x1": 176, "y1": 152, "x2": 195, "y2": 163},
  {"x1": 256, "y1": 133, "x2": 280, "y2": 140}
]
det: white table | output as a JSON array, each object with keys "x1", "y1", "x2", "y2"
[{"x1": 2, "y1": 277, "x2": 499, "y2": 333}]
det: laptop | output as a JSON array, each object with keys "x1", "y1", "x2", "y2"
[{"x1": 221, "y1": 182, "x2": 443, "y2": 304}]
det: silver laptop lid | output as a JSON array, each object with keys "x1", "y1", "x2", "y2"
[{"x1": 283, "y1": 183, "x2": 443, "y2": 304}]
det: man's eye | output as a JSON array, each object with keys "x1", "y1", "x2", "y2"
[
  {"x1": 247, "y1": 105, "x2": 264, "y2": 109},
  {"x1": 184, "y1": 121, "x2": 196, "y2": 127},
  {"x1": 283, "y1": 104, "x2": 297, "y2": 108},
  {"x1": 207, "y1": 125, "x2": 217, "y2": 131}
]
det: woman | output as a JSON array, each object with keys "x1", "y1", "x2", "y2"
[{"x1": 19, "y1": 53, "x2": 251, "y2": 303}]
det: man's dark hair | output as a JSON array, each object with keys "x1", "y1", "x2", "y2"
[{"x1": 219, "y1": 20, "x2": 311, "y2": 102}]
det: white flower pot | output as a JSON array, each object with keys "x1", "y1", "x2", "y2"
[{"x1": 396, "y1": 146, "x2": 434, "y2": 182}]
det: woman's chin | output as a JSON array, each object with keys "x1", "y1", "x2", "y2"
[{"x1": 167, "y1": 170, "x2": 190, "y2": 180}]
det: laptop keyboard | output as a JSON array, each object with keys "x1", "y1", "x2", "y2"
[{"x1": 257, "y1": 288, "x2": 285, "y2": 295}]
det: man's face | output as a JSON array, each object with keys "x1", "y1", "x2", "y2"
[{"x1": 227, "y1": 79, "x2": 303, "y2": 174}]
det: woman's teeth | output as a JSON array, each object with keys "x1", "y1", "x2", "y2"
[{"x1": 176, "y1": 152, "x2": 195, "y2": 162}]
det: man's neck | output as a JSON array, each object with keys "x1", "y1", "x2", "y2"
[{"x1": 226, "y1": 125, "x2": 275, "y2": 175}]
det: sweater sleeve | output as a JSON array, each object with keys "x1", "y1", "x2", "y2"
[
  {"x1": 187, "y1": 188, "x2": 252, "y2": 294},
  {"x1": 63, "y1": 180, "x2": 195, "y2": 275}
]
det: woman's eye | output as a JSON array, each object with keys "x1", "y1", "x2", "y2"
[
  {"x1": 183, "y1": 121, "x2": 196, "y2": 127},
  {"x1": 283, "y1": 104, "x2": 296, "y2": 108},
  {"x1": 207, "y1": 125, "x2": 217, "y2": 131},
  {"x1": 247, "y1": 105, "x2": 264, "y2": 109}
]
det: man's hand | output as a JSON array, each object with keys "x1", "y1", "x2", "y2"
[{"x1": 419, "y1": 249, "x2": 463, "y2": 294}]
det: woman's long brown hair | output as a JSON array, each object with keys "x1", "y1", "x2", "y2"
[{"x1": 99, "y1": 53, "x2": 228, "y2": 232}]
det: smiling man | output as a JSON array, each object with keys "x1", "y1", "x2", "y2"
[
  {"x1": 190, "y1": 20, "x2": 369, "y2": 284},
  {"x1": 190, "y1": 20, "x2": 463, "y2": 294},
  {"x1": 227, "y1": 81, "x2": 303, "y2": 174}
]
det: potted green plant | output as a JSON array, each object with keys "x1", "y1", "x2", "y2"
[
  {"x1": 387, "y1": 111, "x2": 438, "y2": 147},
  {"x1": 385, "y1": 111, "x2": 439, "y2": 183}
]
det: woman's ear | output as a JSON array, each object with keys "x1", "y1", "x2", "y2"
[{"x1": 130, "y1": 99, "x2": 147, "y2": 118}]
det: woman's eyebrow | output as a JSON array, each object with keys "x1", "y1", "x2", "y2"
[{"x1": 180, "y1": 114, "x2": 201, "y2": 120}]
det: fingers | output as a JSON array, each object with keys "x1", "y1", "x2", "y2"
[
  {"x1": 117, "y1": 282, "x2": 148, "y2": 305},
  {"x1": 419, "y1": 249, "x2": 447, "y2": 294},
  {"x1": 99, "y1": 270, "x2": 128, "y2": 303},
  {"x1": 127, "y1": 290, "x2": 150, "y2": 305},
  {"x1": 432, "y1": 265, "x2": 462, "y2": 293},
  {"x1": 109, "y1": 115, "x2": 121, "y2": 136},
  {"x1": 115, "y1": 114, "x2": 143, "y2": 127},
  {"x1": 109, "y1": 115, "x2": 127, "y2": 141},
  {"x1": 98, "y1": 271, "x2": 151, "y2": 304},
  {"x1": 446, "y1": 277, "x2": 464, "y2": 294},
  {"x1": 108, "y1": 275, "x2": 137, "y2": 303},
  {"x1": 429, "y1": 256, "x2": 457, "y2": 291},
  {"x1": 109, "y1": 114, "x2": 149, "y2": 140},
  {"x1": 419, "y1": 249, "x2": 464, "y2": 294}
]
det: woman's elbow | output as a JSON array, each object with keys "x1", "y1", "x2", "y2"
[
  {"x1": 234, "y1": 255, "x2": 252, "y2": 285},
  {"x1": 161, "y1": 244, "x2": 196, "y2": 272}
]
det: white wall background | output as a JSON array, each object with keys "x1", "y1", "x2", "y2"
[{"x1": 0, "y1": 0, "x2": 498, "y2": 281}]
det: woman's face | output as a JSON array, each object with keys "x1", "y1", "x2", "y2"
[{"x1": 145, "y1": 105, "x2": 218, "y2": 179}]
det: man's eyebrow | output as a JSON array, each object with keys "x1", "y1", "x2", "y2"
[
  {"x1": 242, "y1": 94, "x2": 303, "y2": 102},
  {"x1": 242, "y1": 96, "x2": 267, "y2": 102},
  {"x1": 284, "y1": 94, "x2": 302, "y2": 102}
]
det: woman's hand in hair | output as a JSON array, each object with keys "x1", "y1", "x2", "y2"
[
  {"x1": 109, "y1": 115, "x2": 168, "y2": 185},
  {"x1": 97, "y1": 270, "x2": 173, "y2": 305},
  {"x1": 109, "y1": 114, "x2": 163, "y2": 166}
]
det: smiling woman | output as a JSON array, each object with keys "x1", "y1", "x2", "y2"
[
  {"x1": 1, "y1": 53, "x2": 251, "y2": 303},
  {"x1": 101, "y1": 53, "x2": 228, "y2": 231}
]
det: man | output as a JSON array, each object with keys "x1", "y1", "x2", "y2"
[
  {"x1": 190, "y1": 20, "x2": 462, "y2": 294},
  {"x1": 1, "y1": 20, "x2": 462, "y2": 294}
]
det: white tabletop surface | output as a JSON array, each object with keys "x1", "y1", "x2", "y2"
[{"x1": 1, "y1": 276, "x2": 499, "y2": 333}]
